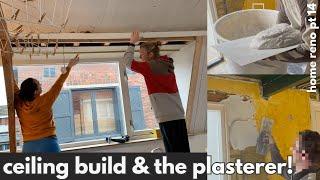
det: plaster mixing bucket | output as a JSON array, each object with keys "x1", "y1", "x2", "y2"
[{"x1": 213, "y1": 9, "x2": 287, "y2": 74}]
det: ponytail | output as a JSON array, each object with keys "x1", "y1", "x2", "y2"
[{"x1": 140, "y1": 41, "x2": 162, "y2": 58}]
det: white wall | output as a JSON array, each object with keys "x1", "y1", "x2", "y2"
[
  {"x1": 190, "y1": 39, "x2": 207, "y2": 134},
  {"x1": 207, "y1": 110, "x2": 224, "y2": 180},
  {"x1": 0, "y1": 68, "x2": 7, "y2": 106},
  {"x1": 171, "y1": 39, "x2": 207, "y2": 134},
  {"x1": 171, "y1": 42, "x2": 195, "y2": 111},
  {"x1": 220, "y1": 95, "x2": 258, "y2": 150}
]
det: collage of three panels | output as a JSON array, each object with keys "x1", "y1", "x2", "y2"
[
  {"x1": 0, "y1": 0, "x2": 318, "y2": 179},
  {"x1": 208, "y1": 0, "x2": 320, "y2": 179}
]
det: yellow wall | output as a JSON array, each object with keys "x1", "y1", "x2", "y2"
[
  {"x1": 208, "y1": 76, "x2": 311, "y2": 179},
  {"x1": 244, "y1": 0, "x2": 276, "y2": 10}
]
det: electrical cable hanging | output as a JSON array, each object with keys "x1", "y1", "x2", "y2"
[
  {"x1": 0, "y1": 0, "x2": 73, "y2": 55},
  {"x1": 63, "y1": 44, "x2": 66, "y2": 68},
  {"x1": 0, "y1": 12, "x2": 13, "y2": 54}
]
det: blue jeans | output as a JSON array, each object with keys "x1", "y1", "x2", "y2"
[{"x1": 22, "y1": 136, "x2": 61, "y2": 153}]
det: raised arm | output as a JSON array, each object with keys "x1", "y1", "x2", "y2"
[
  {"x1": 123, "y1": 32, "x2": 150, "y2": 74},
  {"x1": 42, "y1": 54, "x2": 79, "y2": 105},
  {"x1": 124, "y1": 32, "x2": 140, "y2": 69},
  {"x1": 268, "y1": 136, "x2": 291, "y2": 179}
]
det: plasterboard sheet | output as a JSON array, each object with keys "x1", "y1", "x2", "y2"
[{"x1": 214, "y1": 36, "x2": 298, "y2": 66}]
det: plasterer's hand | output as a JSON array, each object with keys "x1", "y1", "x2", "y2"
[{"x1": 262, "y1": 132, "x2": 275, "y2": 145}]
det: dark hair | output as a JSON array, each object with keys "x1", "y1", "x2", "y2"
[
  {"x1": 19, "y1": 78, "x2": 38, "y2": 102},
  {"x1": 140, "y1": 41, "x2": 162, "y2": 58},
  {"x1": 298, "y1": 130, "x2": 320, "y2": 164}
]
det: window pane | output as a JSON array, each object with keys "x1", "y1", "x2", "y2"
[
  {"x1": 72, "y1": 91, "x2": 94, "y2": 136},
  {"x1": 12, "y1": 63, "x2": 120, "y2": 143},
  {"x1": 44, "y1": 68, "x2": 49, "y2": 77},
  {"x1": 0, "y1": 67, "x2": 22, "y2": 151},
  {"x1": 95, "y1": 90, "x2": 116, "y2": 133},
  {"x1": 0, "y1": 67, "x2": 9, "y2": 151},
  {"x1": 50, "y1": 68, "x2": 56, "y2": 77}
]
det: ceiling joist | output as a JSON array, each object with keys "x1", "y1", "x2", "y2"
[{"x1": 12, "y1": 31, "x2": 206, "y2": 43}]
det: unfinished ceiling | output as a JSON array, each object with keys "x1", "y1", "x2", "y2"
[
  {"x1": 0, "y1": 0, "x2": 206, "y2": 65},
  {"x1": 1, "y1": 0, "x2": 206, "y2": 34}
]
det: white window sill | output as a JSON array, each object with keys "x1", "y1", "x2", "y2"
[
  {"x1": 0, "y1": 129, "x2": 162, "y2": 153},
  {"x1": 0, "y1": 137, "x2": 160, "y2": 153},
  {"x1": 61, "y1": 137, "x2": 160, "y2": 152},
  {"x1": 61, "y1": 129, "x2": 160, "y2": 151}
]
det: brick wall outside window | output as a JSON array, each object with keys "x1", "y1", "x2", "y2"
[{"x1": 15, "y1": 63, "x2": 157, "y2": 130}]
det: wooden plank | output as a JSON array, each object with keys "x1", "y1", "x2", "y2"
[
  {"x1": 186, "y1": 36, "x2": 204, "y2": 133},
  {"x1": 15, "y1": 37, "x2": 195, "y2": 44},
  {"x1": 12, "y1": 45, "x2": 184, "y2": 54},
  {"x1": 0, "y1": 4, "x2": 16, "y2": 152},
  {"x1": 1, "y1": 51, "x2": 176, "y2": 66},
  {"x1": 21, "y1": 31, "x2": 206, "y2": 41},
  {"x1": 118, "y1": 61, "x2": 134, "y2": 137}
]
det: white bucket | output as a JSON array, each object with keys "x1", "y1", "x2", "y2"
[{"x1": 213, "y1": 9, "x2": 288, "y2": 74}]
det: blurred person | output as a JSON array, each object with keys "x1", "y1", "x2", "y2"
[{"x1": 265, "y1": 130, "x2": 320, "y2": 179}]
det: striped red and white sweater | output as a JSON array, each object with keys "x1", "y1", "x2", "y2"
[
  {"x1": 124, "y1": 46, "x2": 185, "y2": 123},
  {"x1": 271, "y1": 0, "x2": 318, "y2": 62}
]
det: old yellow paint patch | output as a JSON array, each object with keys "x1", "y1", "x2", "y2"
[
  {"x1": 243, "y1": 0, "x2": 276, "y2": 10},
  {"x1": 208, "y1": 76, "x2": 311, "y2": 179}
]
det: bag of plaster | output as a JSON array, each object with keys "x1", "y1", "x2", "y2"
[{"x1": 256, "y1": 118, "x2": 273, "y2": 155}]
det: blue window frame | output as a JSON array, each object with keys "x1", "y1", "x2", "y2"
[
  {"x1": 129, "y1": 86, "x2": 146, "y2": 130},
  {"x1": 53, "y1": 86, "x2": 145, "y2": 144},
  {"x1": 53, "y1": 88, "x2": 123, "y2": 143},
  {"x1": 44, "y1": 67, "x2": 56, "y2": 78},
  {"x1": 0, "y1": 144, "x2": 8, "y2": 151}
]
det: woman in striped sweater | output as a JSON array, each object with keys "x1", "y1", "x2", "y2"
[{"x1": 272, "y1": 0, "x2": 319, "y2": 62}]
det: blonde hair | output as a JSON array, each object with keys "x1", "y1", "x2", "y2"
[{"x1": 140, "y1": 41, "x2": 162, "y2": 58}]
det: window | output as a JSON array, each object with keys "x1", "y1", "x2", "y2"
[
  {"x1": 0, "y1": 144, "x2": 9, "y2": 151},
  {"x1": 44, "y1": 67, "x2": 56, "y2": 78},
  {"x1": 73, "y1": 91, "x2": 94, "y2": 136},
  {"x1": 95, "y1": 91, "x2": 116, "y2": 133},
  {"x1": 52, "y1": 87, "x2": 122, "y2": 143},
  {"x1": 5, "y1": 62, "x2": 155, "y2": 148},
  {"x1": 72, "y1": 89, "x2": 119, "y2": 139}
]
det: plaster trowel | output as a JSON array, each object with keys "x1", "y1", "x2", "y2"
[{"x1": 256, "y1": 118, "x2": 274, "y2": 155}]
